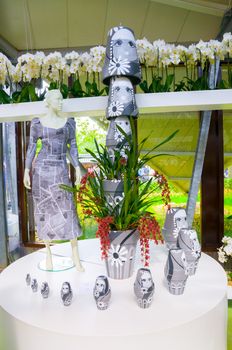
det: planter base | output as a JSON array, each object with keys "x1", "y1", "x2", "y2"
[{"x1": 105, "y1": 229, "x2": 139, "y2": 279}]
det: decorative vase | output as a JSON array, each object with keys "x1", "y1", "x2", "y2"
[
  {"x1": 106, "y1": 77, "x2": 138, "y2": 119},
  {"x1": 106, "y1": 116, "x2": 132, "y2": 161},
  {"x1": 134, "y1": 268, "x2": 155, "y2": 308},
  {"x1": 177, "y1": 228, "x2": 201, "y2": 276},
  {"x1": 102, "y1": 26, "x2": 141, "y2": 85},
  {"x1": 105, "y1": 229, "x2": 139, "y2": 279},
  {"x1": 93, "y1": 275, "x2": 111, "y2": 310},
  {"x1": 103, "y1": 179, "x2": 124, "y2": 208},
  {"x1": 162, "y1": 207, "x2": 188, "y2": 249},
  {"x1": 164, "y1": 248, "x2": 188, "y2": 295}
]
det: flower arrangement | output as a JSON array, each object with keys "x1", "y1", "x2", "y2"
[
  {"x1": 0, "y1": 33, "x2": 232, "y2": 104},
  {"x1": 218, "y1": 236, "x2": 232, "y2": 285},
  {"x1": 63, "y1": 119, "x2": 176, "y2": 266}
]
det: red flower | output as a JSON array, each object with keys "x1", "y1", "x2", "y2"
[
  {"x1": 138, "y1": 213, "x2": 163, "y2": 266},
  {"x1": 119, "y1": 157, "x2": 127, "y2": 166},
  {"x1": 96, "y1": 216, "x2": 114, "y2": 259}
]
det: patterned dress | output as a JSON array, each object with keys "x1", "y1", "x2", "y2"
[{"x1": 25, "y1": 118, "x2": 82, "y2": 241}]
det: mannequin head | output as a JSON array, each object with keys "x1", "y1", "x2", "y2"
[{"x1": 45, "y1": 89, "x2": 63, "y2": 112}]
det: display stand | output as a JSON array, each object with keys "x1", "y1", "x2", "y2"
[
  {"x1": 38, "y1": 256, "x2": 74, "y2": 272},
  {"x1": 0, "y1": 239, "x2": 228, "y2": 350}
]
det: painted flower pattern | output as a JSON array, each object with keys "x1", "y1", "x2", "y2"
[
  {"x1": 108, "y1": 244, "x2": 128, "y2": 268},
  {"x1": 108, "y1": 101, "x2": 124, "y2": 117},
  {"x1": 114, "y1": 129, "x2": 125, "y2": 143},
  {"x1": 108, "y1": 57, "x2": 130, "y2": 75}
]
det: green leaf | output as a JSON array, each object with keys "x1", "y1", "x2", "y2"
[
  {"x1": 28, "y1": 84, "x2": 39, "y2": 101},
  {"x1": 60, "y1": 84, "x2": 69, "y2": 99},
  {"x1": 139, "y1": 80, "x2": 149, "y2": 93},
  {"x1": 71, "y1": 79, "x2": 84, "y2": 97},
  {"x1": 0, "y1": 89, "x2": 11, "y2": 104},
  {"x1": 49, "y1": 82, "x2": 58, "y2": 90}
]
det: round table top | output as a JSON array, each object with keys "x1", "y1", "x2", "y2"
[{"x1": 0, "y1": 239, "x2": 227, "y2": 337}]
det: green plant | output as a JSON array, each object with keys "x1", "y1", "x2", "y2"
[
  {"x1": 62, "y1": 118, "x2": 177, "y2": 265},
  {"x1": 140, "y1": 74, "x2": 174, "y2": 93}
]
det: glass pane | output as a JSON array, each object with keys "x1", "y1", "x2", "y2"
[{"x1": 3, "y1": 123, "x2": 20, "y2": 258}]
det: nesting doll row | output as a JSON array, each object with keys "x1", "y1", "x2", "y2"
[
  {"x1": 26, "y1": 269, "x2": 155, "y2": 310},
  {"x1": 162, "y1": 207, "x2": 201, "y2": 295}
]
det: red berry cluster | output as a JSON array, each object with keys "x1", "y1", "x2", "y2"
[
  {"x1": 96, "y1": 216, "x2": 114, "y2": 259},
  {"x1": 138, "y1": 213, "x2": 163, "y2": 266},
  {"x1": 77, "y1": 168, "x2": 95, "y2": 203},
  {"x1": 153, "y1": 170, "x2": 171, "y2": 205}
]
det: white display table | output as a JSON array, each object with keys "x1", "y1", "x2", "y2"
[{"x1": 0, "y1": 239, "x2": 228, "y2": 350}]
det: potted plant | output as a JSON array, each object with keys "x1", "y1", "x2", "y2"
[
  {"x1": 63, "y1": 118, "x2": 177, "y2": 279},
  {"x1": 218, "y1": 236, "x2": 232, "y2": 286}
]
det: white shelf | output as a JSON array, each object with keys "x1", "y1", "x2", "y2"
[{"x1": 0, "y1": 89, "x2": 232, "y2": 123}]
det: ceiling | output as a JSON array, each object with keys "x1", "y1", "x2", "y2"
[{"x1": 0, "y1": 0, "x2": 230, "y2": 55}]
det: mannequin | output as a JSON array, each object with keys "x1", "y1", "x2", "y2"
[{"x1": 23, "y1": 89, "x2": 84, "y2": 272}]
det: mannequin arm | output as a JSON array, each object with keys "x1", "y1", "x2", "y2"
[{"x1": 23, "y1": 168, "x2": 31, "y2": 189}]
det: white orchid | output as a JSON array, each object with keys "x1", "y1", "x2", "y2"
[
  {"x1": 0, "y1": 53, "x2": 13, "y2": 85},
  {"x1": 218, "y1": 236, "x2": 232, "y2": 264},
  {"x1": 218, "y1": 248, "x2": 227, "y2": 263},
  {"x1": 222, "y1": 236, "x2": 232, "y2": 244},
  {"x1": 224, "y1": 244, "x2": 232, "y2": 256},
  {"x1": 65, "y1": 51, "x2": 80, "y2": 61},
  {"x1": 136, "y1": 38, "x2": 153, "y2": 64}
]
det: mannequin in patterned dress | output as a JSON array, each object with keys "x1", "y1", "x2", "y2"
[{"x1": 23, "y1": 90, "x2": 84, "y2": 272}]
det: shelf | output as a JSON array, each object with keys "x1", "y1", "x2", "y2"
[{"x1": 0, "y1": 89, "x2": 232, "y2": 123}]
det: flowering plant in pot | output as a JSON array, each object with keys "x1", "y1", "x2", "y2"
[
  {"x1": 63, "y1": 119, "x2": 177, "y2": 278},
  {"x1": 218, "y1": 236, "x2": 232, "y2": 285}
]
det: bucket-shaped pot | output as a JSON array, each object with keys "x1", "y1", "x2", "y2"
[
  {"x1": 105, "y1": 229, "x2": 139, "y2": 279},
  {"x1": 102, "y1": 26, "x2": 141, "y2": 86},
  {"x1": 103, "y1": 179, "x2": 124, "y2": 208}
]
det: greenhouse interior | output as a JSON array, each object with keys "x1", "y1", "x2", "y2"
[{"x1": 0, "y1": 0, "x2": 232, "y2": 349}]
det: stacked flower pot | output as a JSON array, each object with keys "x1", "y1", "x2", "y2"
[{"x1": 101, "y1": 26, "x2": 142, "y2": 279}]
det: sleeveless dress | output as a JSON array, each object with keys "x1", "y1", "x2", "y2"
[{"x1": 25, "y1": 117, "x2": 82, "y2": 241}]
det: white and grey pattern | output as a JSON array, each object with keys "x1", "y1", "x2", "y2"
[
  {"x1": 164, "y1": 249, "x2": 188, "y2": 295},
  {"x1": 31, "y1": 278, "x2": 38, "y2": 292},
  {"x1": 93, "y1": 275, "x2": 111, "y2": 310},
  {"x1": 162, "y1": 207, "x2": 188, "y2": 249},
  {"x1": 40, "y1": 282, "x2": 50, "y2": 298},
  {"x1": 106, "y1": 77, "x2": 138, "y2": 119},
  {"x1": 25, "y1": 118, "x2": 82, "y2": 241},
  {"x1": 105, "y1": 229, "x2": 139, "y2": 279},
  {"x1": 25, "y1": 273, "x2": 31, "y2": 286},
  {"x1": 102, "y1": 26, "x2": 141, "y2": 85},
  {"x1": 61, "y1": 281, "x2": 73, "y2": 306},
  {"x1": 177, "y1": 228, "x2": 201, "y2": 275},
  {"x1": 134, "y1": 268, "x2": 155, "y2": 308}
]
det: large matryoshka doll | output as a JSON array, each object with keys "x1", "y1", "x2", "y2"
[
  {"x1": 162, "y1": 207, "x2": 188, "y2": 249},
  {"x1": 177, "y1": 228, "x2": 201, "y2": 275},
  {"x1": 164, "y1": 248, "x2": 189, "y2": 295}
]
